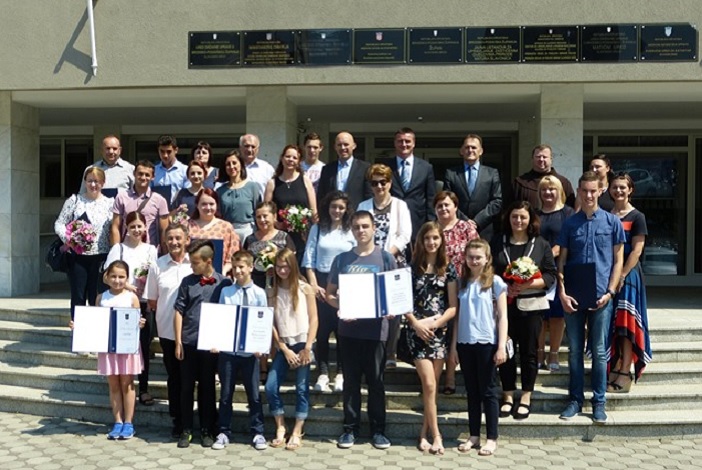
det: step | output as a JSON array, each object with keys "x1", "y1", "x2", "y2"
[
  {"x1": 0, "y1": 320, "x2": 70, "y2": 347},
  {"x1": 0, "y1": 384, "x2": 700, "y2": 440}
]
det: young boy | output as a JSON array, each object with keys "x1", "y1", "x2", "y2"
[
  {"x1": 173, "y1": 240, "x2": 232, "y2": 448},
  {"x1": 212, "y1": 250, "x2": 269, "y2": 451}
]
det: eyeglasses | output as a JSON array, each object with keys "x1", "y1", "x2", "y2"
[{"x1": 371, "y1": 179, "x2": 388, "y2": 187}]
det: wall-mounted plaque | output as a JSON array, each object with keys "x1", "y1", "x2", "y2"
[
  {"x1": 242, "y1": 31, "x2": 296, "y2": 66},
  {"x1": 521, "y1": 26, "x2": 579, "y2": 62},
  {"x1": 353, "y1": 29, "x2": 406, "y2": 64},
  {"x1": 640, "y1": 23, "x2": 697, "y2": 61},
  {"x1": 297, "y1": 29, "x2": 352, "y2": 65},
  {"x1": 408, "y1": 28, "x2": 463, "y2": 63},
  {"x1": 581, "y1": 25, "x2": 638, "y2": 62},
  {"x1": 189, "y1": 31, "x2": 241, "y2": 68},
  {"x1": 465, "y1": 27, "x2": 520, "y2": 63}
]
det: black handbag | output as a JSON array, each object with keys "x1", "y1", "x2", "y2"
[
  {"x1": 46, "y1": 237, "x2": 69, "y2": 273},
  {"x1": 396, "y1": 325, "x2": 414, "y2": 366}
]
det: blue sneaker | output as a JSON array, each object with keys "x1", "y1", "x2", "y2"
[
  {"x1": 107, "y1": 423, "x2": 123, "y2": 440},
  {"x1": 337, "y1": 431, "x2": 355, "y2": 449},
  {"x1": 559, "y1": 401, "x2": 582, "y2": 420},
  {"x1": 592, "y1": 403, "x2": 608, "y2": 424},
  {"x1": 371, "y1": 433, "x2": 391, "y2": 450},
  {"x1": 119, "y1": 423, "x2": 135, "y2": 440}
]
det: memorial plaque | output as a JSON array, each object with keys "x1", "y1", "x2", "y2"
[
  {"x1": 465, "y1": 27, "x2": 520, "y2": 63},
  {"x1": 521, "y1": 26, "x2": 579, "y2": 62},
  {"x1": 242, "y1": 30, "x2": 296, "y2": 66},
  {"x1": 640, "y1": 23, "x2": 697, "y2": 61},
  {"x1": 189, "y1": 31, "x2": 241, "y2": 68},
  {"x1": 581, "y1": 25, "x2": 638, "y2": 62},
  {"x1": 408, "y1": 28, "x2": 463, "y2": 63},
  {"x1": 297, "y1": 29, "x2": 352, "y2": 65},
  {"x1": 353, "y1": 29, "x2": 406, "y2": 64}
]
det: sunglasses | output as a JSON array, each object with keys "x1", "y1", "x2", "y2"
[{"x1": 371, "y1": 179, "x2": 388, "y2": 187}]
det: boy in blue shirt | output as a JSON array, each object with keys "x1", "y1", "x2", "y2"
[{"x1": 212, "y1": 250, "x2": 269, "y2": 451}]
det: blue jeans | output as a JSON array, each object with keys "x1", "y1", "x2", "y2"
[
  {"x1": 264, "y1": 343, "x2": 310, "y2": 420},
  {"x1": 564, "y1": 300, "x2": 614, "y2": 406},
  {"x1": 218, "y1": 353, "x2": 264, "y2": 437}
]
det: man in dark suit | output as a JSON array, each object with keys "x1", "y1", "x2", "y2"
[
  {"x1": 317, "y1": 132, "x2": 372, "y2": 210},
  {"x1": 382, "y1": 128, "x2": 436, "y2": 244},
  {"x1": 443, "y1": 134, "x2": 502, "y2": 242}
]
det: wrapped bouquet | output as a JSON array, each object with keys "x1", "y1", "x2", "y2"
[
  {"x1": 503, "y1": 256, "x2": 542, "y2": 303},
  {"x1": 278, "y1": 205, "x2": 313, "y2": 234},
  {"x1": 63, "y1": 220, "x2": 97, "y2": 254},
  {"x1": 254, "y1": 242, "x2": 278, "y2": 272},
  {"x1": 171, "y1": 205, "x2": 190, "y2": 226}
]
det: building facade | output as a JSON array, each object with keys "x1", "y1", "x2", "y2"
[{"x1": 1, "y1": 0, "x2": 701, "y2": 295}]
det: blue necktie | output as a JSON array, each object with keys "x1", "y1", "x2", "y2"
[
  {"x1": 241, "y1": 286, "x2": 249, "y2": 306},
  {"x1": 401, "y1": 160, "x2": 410, "y2": 191},
  {"x1": 467, "y1": 166, "x2": 476, "y2": 195}
]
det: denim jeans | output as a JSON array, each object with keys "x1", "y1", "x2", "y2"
[
  {"x1": 564, "y1": 299, "x2": 614, "y2": 406},
  {"x1": 265, "y1": 343, "x2": 310, "y2": 420},
  {"x1": 218, "y1": 353, "x2": 264, "y2": 437}
]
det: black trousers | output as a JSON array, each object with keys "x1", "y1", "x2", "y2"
[
  {"x1": 314, "y1": 271, "x2": 341, "y2": 375},
  {"x1": 160, "y1": 338, "x2": 182, "y2": 429},
  {"x1": 180, "y1": 344, "x2": 218, "y2": 433},
  {"x1": 457, "y1": 342, "x2": 500, "y2": 440},
  {"x1": 137, "y1": 304, "x2": 154, "y2": 394},
  {"x1": 67, "y1": 253, "x2": 107, "y2": 318},
  {"x1": 339, "y1": 336, "x2": 386, "y2": 435},
  {"x1": 499, "y1": 307, "x2": 543, "y2": 392}
]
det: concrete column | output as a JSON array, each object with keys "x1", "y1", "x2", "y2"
[
  {"x1": 538, "y1": 84, "x2": 584, "y2": 187},
  {"x1": 0, "y1": 92, "x2": 41, "y2": 296},
  {"x1": 245, "y1": 86, "x2": 297, "y2": 166},
  {"x1": 518, "y1": 117, "x2": 539, "y2": 174},
  {"x1": 92, "y1": 126, "x2": 122, "y2": 163}
]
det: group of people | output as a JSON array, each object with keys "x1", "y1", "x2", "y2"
[{"x1": 54, "y1": 129, "x2": 651, "y2": 456}]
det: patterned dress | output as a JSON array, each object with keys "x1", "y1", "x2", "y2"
[
  {"x1": 407, "y1": 263, "x2": 458, "y2": 360},
  {"x1": 442, "y1": 219, "x2": 478, "y2": 278},
  {"x1": 609, "y1": 209, "x2": 652, "y2": 381}
]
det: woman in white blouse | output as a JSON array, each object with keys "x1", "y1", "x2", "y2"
[{"x1": 54, "y1": 167, "x2": 114, "y2": 319}]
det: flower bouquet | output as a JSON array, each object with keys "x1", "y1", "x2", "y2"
[
  {"x1": 278, "y1": 205, "x2": 313, "y2": 234},
  {"x1": 254, "y1": 242, "x2": 278, "y2": 272},
  {"x1": 171, "y1": 205, "x2": 190, "y2": 226},
  {"x1": 133, "y1": 261, "x2": 151, "y2": 296},
  {"x1": 503, "y1": 256, "x2": 542, "y2": 304},
  {"x1": 63, "y1": 220, "x2": 97, "y2": 254}
]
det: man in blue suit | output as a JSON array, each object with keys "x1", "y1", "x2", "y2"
[
  {"x1": 382, "y1": 128, "x2": 436, "y2": 246},
  {"x1": 443, "y1": 134, "x2": 502, "y2": 242}
]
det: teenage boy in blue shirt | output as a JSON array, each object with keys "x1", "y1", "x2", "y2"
[
  {"x1": 212, "y1": 250, "x2": 269, "y2": 451},
  {"x1": 174, "y1": 240, "x2": 231, "y2": 448}
]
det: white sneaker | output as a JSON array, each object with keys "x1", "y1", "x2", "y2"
[
  {"x1": 333, "y1": 374, "x2": 344, "y2": 392},
  {"x1": 252, "y1": 434, "x2": 268, "y2": 450},
  {"x1": 314, "y1": 374, "x2": 330, "y2": 391},
  {"x1": 211, "y1": 433, "x2": 229, "y2": 450}
]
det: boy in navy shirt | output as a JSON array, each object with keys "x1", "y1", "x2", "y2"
[
  {"x1": 174, "y1": 240, "x2": 231, "y2": 448},
  {"x1": 212, "y1": 250, "x2": 269, "y2": 451}
]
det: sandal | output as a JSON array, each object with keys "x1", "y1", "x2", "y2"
[
  {"x1": 499, "y1": 400, "x2": 514, "y2": 418},
  {"x1": 138, "y1": 392, "x2": 154, "y2": 406},
  {"x1": 458, "y1": 437, "x2": 480, "y2": 453},
  {"x1": 417, "y1": 437, "x2": 431, "y2": 452},
  {"x1": 607, "y1": 372, "x2": 633, "y2": 393},
  {"x1": 513, "y1": 403, "x2": 531, "y2": 420},
  {"x1": 270, "y1": 426, "x2": 287, "y2": 448},
  {"x1": 430, "y1": 435, "x2": 444, "y2": 455},
  {"x1": 442, "y1": 386, "x2": 456, "y2": 395},
  {"x1": 478, "y1": 440, "x2": 497, "y2": 456},
  {"x1": 285, "y1": 433, "x2": 303, "y2": 451}
]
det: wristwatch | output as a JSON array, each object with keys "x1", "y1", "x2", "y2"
[{"x1": 606, "y1": 288, "x2": 617, "y2": 297}]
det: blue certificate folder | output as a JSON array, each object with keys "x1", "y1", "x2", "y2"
[
  {"x1": 71, "y1": 306, "x2": 140, "y2": 354},
  {"x1": 338, "y1": 267, "x2": 413, "y2": 320},
  {"x1": 197, "y1": 303, "x2": 274, "y2": 354},
  {"x1": 563, "y1": 263, "x2": 598, "y2": 310}
]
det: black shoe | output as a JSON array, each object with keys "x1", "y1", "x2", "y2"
[
  {"x1": 177, "y1": 430, "x2": 192, "y2": 448},
  {"x1": 513, "y1": 403, "x2": 531, "y2": 420},
  {"x1": 201, "y1": 430, "x2": 215, "y2": 448},
  {"x1": 499, "y1": 401, "x2": 514, "y2": 418}
]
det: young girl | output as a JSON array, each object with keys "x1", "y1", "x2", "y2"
[
  {"x1": 265, "y1": 248, "x2": 318, "y2": 451},
  {"x1": 405, "y1": 222, "x2": 457, "y2": 455},
  {"x1": 450, "y1": 239, "x2": 508, "y2": 457},
  {"x1": 173, "y1": 161, "x2": 206, "y2": 217},
  {"x1": 97, "y1": 260, "x2": 144, "y2": 440},
  {"x1": 104, "y1": 211, "x2": 158, "y2": 406}
]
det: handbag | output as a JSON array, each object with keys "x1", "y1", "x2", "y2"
[
  {"x1": 46, "y1": 237, "x2": 69, "y2": 273},
  {"x1": 396, "y1": 324, "x2": 414, "y2": 365}
]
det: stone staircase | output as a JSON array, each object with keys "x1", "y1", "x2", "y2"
[{"x1": 0, "y1": 287, "x2": 701, "y2": 441}]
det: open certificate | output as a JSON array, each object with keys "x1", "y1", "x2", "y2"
[
  {"x1": 338, "y1": 267, "x2": 413, "y2": 319},
  {"x1": 72, "y1": 306, "x2": 140, "y2": 354},
  {"x1": 197, "y1": 302, "x2": 274, "y2": 354}
]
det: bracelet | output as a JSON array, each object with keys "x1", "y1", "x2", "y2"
[{"x1": 606, "y1": 288, "x2": 616, "y2": 297}]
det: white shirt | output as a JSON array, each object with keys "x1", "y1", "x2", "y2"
[
  {"x1": 104, "y1": 242, "x2": 158, "y2": 301},
  {"x1": 246, "y1": 158, "x2": 275, "y2": 196},
  {"x1": 143, "y1": 253, "x2": 192, "y2": 341}
]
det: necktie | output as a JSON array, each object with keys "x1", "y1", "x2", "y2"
[
  {"x1": 401, "y1": 160, "x2": 410, "y2": 191},
  {"x1": 467, "y1": 166, "x2": 476, "y2": 196},
  {"x1": 200, "y1": 276, "x2": 216, "y2": 286},
  {"x1": 241, "y1": 286, "x2": 249, "y2": 306}
]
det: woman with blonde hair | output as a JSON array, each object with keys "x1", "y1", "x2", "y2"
[{"x1": 536, "y1": 175, "x2": 574, "y2": 371}]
